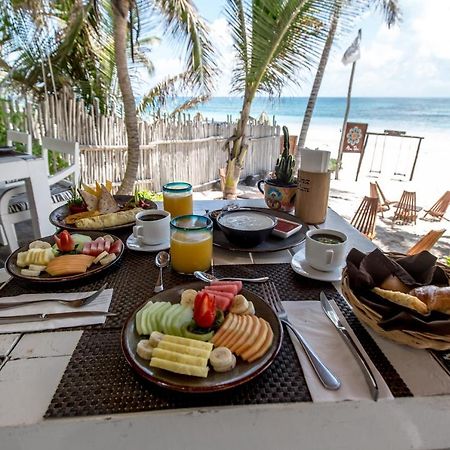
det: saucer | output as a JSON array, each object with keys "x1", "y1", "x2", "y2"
[
  {"x1": 126, "y1": 234, "x2": 170, "y2": 252},
  {"x1": 290, "y1": 247, "x2": 343, "y2": 282}
]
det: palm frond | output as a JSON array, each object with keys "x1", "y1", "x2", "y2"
[
  {"x1": 168, "y1": 94, "x2": 210, "y2": 117},
  {"x1": 144, "y1": 0, "x2": 218, "y2": 94},
  {"x1": 137, "y1": 72, "x2": 187, "y2": 114}
]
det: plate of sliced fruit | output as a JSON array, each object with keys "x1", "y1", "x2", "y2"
[
  {"x1": 49, "y1": 181, "x2": 157, "y2": 232},
  {"x1": 121, "y1": 281, "x2": 283, "y2": 393},
  {"x1": 5, "y1": 230, "x2": 124, "y2": 284}
]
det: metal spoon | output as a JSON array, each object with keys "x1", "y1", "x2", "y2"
[
  {"x1": 194, "y1": 271, "x2": 268, "y2": 283},
  {"x1": 154, "y1": 251, "x2": 170, "y2": 293}
]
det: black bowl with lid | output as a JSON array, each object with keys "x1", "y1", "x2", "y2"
[{"x1": 217, "y1": 209, "x2": 277, "y2": 248}]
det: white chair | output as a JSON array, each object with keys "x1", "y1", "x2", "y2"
[
  {"x1": 0, "y1": 137, "x2": 80, "y2": 251},
  {"x1": 6, "y1": 130, "x2": 32, "y2": 155}
]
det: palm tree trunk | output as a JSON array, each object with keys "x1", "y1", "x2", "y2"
[
  {"x1": 296, "y1": 6, "x2": 340, "y2": 166},
  {"x1": 223, "y1": 97, "x2": 252, "y2": 199},
  {"x1": 113, "y1": 0, "x2": 140, "y2": 195}
]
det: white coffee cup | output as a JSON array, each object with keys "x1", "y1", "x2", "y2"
[
  {"x1": 133, "y1": 210, "x2": 171, "y2": 246},
  {"x1": 305, "y1": 229, "x2": 347, "y2": 272}
]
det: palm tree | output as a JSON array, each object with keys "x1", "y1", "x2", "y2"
[
  {"x1": 112, "y1": 0, "x2": 216, "y2": 194},
  {"x1": 296, "y1": 0, "x2": 401, "y2": 157},
  {"x1": 223, "y1": 0, "x2": 368, "y2": 199}
]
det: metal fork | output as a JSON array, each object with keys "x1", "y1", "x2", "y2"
[
  {"x1": 262, "y1": 282, "x2": 341, "y2": 390},
  {"x1": 0, "y1": 283, "x2": 108, "y2": 310}
]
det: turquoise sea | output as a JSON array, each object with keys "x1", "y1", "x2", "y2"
[{"x1": 183, "y1": 97, "x2": 450, "y2": 136}]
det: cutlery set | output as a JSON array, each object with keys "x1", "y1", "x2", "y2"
[{"x1": 0, "y1": 271, "x2": 378, "y2": 399}]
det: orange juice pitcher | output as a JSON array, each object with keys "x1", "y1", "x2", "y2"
[
  {"x1": 170, "y1": 215, "x2": 213, "y2": 274},
  {"x1": 163, "y1": 182, "x2": 193, "y2": 219}
]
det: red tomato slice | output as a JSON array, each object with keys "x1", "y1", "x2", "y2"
[
  {"x1": 104, "y1": 239, "x2": 111, "y2": 253},
  {"x1": 90, "y1": 241, "x2": 98, "y2": 256},
  {"x1": 96, "y1": 238, "x2": 105, "y2": 254},
  {"x1": 193, "y1": 292, "x2": 216, "y2": 328}
]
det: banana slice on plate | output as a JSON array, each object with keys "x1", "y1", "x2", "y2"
[
  {"x1": 230, "y1": 294, "x2": 249, "y2": 314},
  {"x1": 180, "y1": 289, "x2": 197, "y2": 308},
  {"x1": 137, "y1": 339, "x2": 154, "y2": 360},
  {"x1": 209, "y1": 347, "x2": 236, "y2": 372}
]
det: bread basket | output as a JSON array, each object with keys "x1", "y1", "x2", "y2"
[{"x1": 342, "y1": 252, "x2": 450, "y2": 350}]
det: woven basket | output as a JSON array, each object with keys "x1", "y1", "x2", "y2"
[{"x1": 342, "y1": 252, "x2": 450, "y2": 350}]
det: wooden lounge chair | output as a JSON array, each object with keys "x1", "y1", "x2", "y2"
[
  {"x1": 375, "y1": 181, "x2": 397, "y2": 211},
  {"x1": 350, "y1": 196, "x2": 378, "y2": 240},
  {"x1": 407, "y1": 229, "x2": 446, "y2": 255},
  {"x1": 369, "y1": 182, "x2": 389, "y2": 217},
  {"x1": 423, "y1": 191, "x2": 450, "y2": 222},
  {"x1": 392, "y1": 191, "x2": 418, "y2": 225}
]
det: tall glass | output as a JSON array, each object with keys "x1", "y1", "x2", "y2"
[
  {"x1": 163, "y1": 182, "x2": 193, "y2": 219},
  {"x1": 170, "y1": 215, "x2": 213, "y2": 274}
]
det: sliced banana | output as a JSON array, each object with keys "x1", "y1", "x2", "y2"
[
  {"x1": 137, "y1": 340, "x2": 154, "y2": 360},
  {"x1": 149, "y1": 331, "x2": 165, "y2": 348},
  {"x1": 209, "y1": 347, "x2": 236, "y2": 372},
  {"x1": 230, "y1": 294, "x2": 249, "y2": 314},
  {"x1": 29, "y1": 240, "x2": 51, "y2": 249},
  {"x1": 244, "y1": 301, "x2": 255, "y2": 315},
  {"x1": 180, "y1": 289, "x2": 197, "y2": 308}
]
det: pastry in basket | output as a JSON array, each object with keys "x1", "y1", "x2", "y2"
[
  {"x1": 409, "y1": 286, "x2": 450, "y2": 315},
  {"x1": 372, "y1": 287, "x2": 428, "y2": 315}
]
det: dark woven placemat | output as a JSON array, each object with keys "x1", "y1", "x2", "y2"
[{"x1": 43, "y1": 261, "x2": 411, "y2": 419}]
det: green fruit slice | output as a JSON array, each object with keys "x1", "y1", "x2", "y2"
[
  {"x1": 173, "y1": 306, "x2": 193, "y2": 336},
  {"x1": 166, "y1": 304, "x2": 183, "y2": 335},
  {"x1": 153, "y1": 302, "x2": 171, "y2": 332},
  {"x1": 146, "y1": 302, "x2": 165, "y2": 335},
  {"x1": 161, "y1": 304, "x2": 177, "y2": 334}
]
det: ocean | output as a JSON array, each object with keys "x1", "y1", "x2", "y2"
[
  {"x1": 186, "y1": 96, "x2": 450, "y2": 134},
  {"x1": 181, "y1": 96, "x2": 450, "y2": 183}
]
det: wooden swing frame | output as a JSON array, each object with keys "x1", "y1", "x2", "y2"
[{"x1": 355, "y1": 130, "x2": 424, "y2": 182}]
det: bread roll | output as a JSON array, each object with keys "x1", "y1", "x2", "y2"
[
  {"x1": 379, "y1": 275, "x2": 410, "y2": 293},
  {"x1": 409, "y1": 286, "x2": 450, "y2": 314}
]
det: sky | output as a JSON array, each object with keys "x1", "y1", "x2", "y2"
[{"x1": 139, "y1": 0, "x2": 450, "y2": 98}]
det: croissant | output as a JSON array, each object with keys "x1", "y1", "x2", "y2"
[{"x1": 409, "y1": 286, "x2": 450, "y2": 314}]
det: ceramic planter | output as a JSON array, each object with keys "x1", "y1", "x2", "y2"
[{"x1": 257, "y1": 178, "x2": 297, "y2": 213}]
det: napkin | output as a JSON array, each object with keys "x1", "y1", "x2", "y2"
[
  {"x1": 283, "y1": 300, "x2": 393, "y2": 402},
  {"x1": 0, "y1": 289, "x2": 113, "y2": 333}
]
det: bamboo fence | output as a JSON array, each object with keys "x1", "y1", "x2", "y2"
[{"x1": 1, "y1": 89, "x2": 281, "y2": 191}]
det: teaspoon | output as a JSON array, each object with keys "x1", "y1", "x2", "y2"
[
  {"x1": 194, "y1": 271, "x2": 268, "y2": 283},
  {"x1": 154, "y1": 251, "x2": 170, "y2": 293}
]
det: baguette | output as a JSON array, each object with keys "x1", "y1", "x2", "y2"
[
  {"x1": 372, "y1": 287, "x2": 428, "y2": 315},
  {"x1": 409, "y1": 285, "x2": 450, "y2": 315},
  {"x1": 74, "y1": 207, "x2": 143, "y2": 229}
]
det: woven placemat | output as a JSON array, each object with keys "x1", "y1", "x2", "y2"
[{"x1": 43, "y1": 261, "x2": 411, "y2": 418}]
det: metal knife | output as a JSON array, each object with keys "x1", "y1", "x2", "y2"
[
  {"x1": 0, "y1": 311, "x2": 117, "y2": 325},
  {"x1": 320, "y1": 292, "x2": 379, "y2": 401}
]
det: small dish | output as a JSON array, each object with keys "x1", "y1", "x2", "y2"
[
  {"x1": 291, "y1": 247, "x2": 343, "y2": 282},
  {"x1": 126, "y1": 234, "x2": 170, "y2": 252}
]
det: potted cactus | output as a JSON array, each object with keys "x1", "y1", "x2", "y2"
[{"x1": 258, "y1": 126, "x2": 297, "y2": 212}]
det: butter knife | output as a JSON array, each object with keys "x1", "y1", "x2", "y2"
[
  {"x1": 0, "y1": 311, "x2": 117, "y2": 325},
  {"x1": 320, "y1": 292, "x2": 379, "y2": 401}
]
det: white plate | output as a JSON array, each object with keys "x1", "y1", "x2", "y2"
[
  {"x1": 126, "y1": 234, "x2": 170, "y2": 252},
  {"x1": 290, "y1": 247, "x2": 343, "y2": 282}
]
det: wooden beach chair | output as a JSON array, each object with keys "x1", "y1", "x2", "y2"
[
  {"x1": 350, "y1": 196, "x2": 378, "y2": 240},
  {"x1": 423, "y1": 191, "x2": 450, "y2": 222},
  {"x1": 375, "y1": 181, "x2": 397, "y2": 211},
  {"x1": 369, "y1": 182, "x2": 389, "y2": 217},
  {"x1": 392, "y1": 191, "x2": 419, "y2": 225},
  {"x1": 407, "y1": 229, "x2": 446, "y2": 255}
]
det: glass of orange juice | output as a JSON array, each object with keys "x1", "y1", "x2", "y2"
[
  {"x1": 163, "y1": 182, "x2": 193, "y2": 219},
  {"x1": 170, "y1": 215, "x2": 213, "y2": 274}
]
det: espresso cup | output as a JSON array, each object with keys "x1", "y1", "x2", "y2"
[
  {"x1": 133, "y1": 210, "x2": 171, "y2": 246},
  {"x1": 305, "y1": 229, "x2": 347, "y2": 272}
]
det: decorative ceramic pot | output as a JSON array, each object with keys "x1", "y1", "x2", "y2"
[{"x1": 257, "y1": 178, "x2": 297, "y2": 213}]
